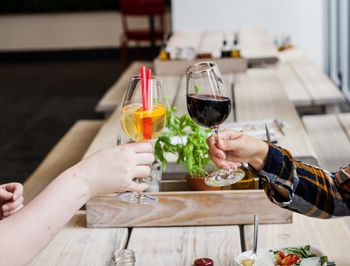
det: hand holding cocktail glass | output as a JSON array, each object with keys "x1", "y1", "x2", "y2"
[{"x1": 117, "y1": 66, "x2": 166, "y2": 204}]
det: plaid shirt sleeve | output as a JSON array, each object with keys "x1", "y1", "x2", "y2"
[{"x1": 255, "y1": 144, "x2": 350, "y2": 218}]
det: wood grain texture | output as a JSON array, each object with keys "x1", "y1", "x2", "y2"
[
  {"x1": 234, "y1": 68, "x2": 316, "y2": 158},
  {"x1": 289, "y1": 56, "x2": 344, "y2": 106},
  {"x1": 244, "y1": 213, "x2": 350, "y2": 266},
  {"x1": 30, "y1": 211, "x2": 128, "y2": 266},
  {"x1": 95, "y1": 61, "x2": 152, "y2": 113},
  {"x1": 276, "y1": 62, "x2": 312, "y2": 107},
  {"x1": 239, "y1": 28, "x2": 279, "y2": 64},
  {"x1": 154, "y1": 57, "x2": 247, "y2": 75},
  {"x1": 24, "y1": 120, "x2": 103, "y2": 204},
  {"x1": 86, "y1": 190, "x2": 292, "y2": 227},
  {"x1": 337, "y1": 113, "x2": 350, "y2": 140},
  {"x1": 128, "y1": 226, "x2": 241, "y2": 266},
  {"x1": 302, "y1": 114, "x2": 350, "y2": 172}
]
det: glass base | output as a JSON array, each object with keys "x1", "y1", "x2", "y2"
[
  {"x1": 116, "y1": 192, "x2": 158, "y2": 204},
  {"x1": 205, "y1": 168, "x2": 245, "y2": 187}
]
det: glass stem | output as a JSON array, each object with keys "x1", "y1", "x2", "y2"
[
  {"x1": 212, "y1": 127, "x2": 219, "y2": 144},
  {"x1": 134, "y1": 178, "x2": 143, "y2": 204}
]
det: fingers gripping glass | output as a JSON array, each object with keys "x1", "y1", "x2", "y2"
[
  {"x1": 186, "y1": 62, "x2": 245, "y2": 187},
  {"x1": 116, "y1": 75, "x2": 166, "y2": 204}
]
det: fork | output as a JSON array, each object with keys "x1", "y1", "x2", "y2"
[{"x1": 265, "y1": 123, "x2": 271, "y2": 144}]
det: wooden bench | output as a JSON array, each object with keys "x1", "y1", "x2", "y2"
[
  {"x1": 23, "y1": 120, "x2": 103, "y2": 204},
  {"x1": 277, "y1": 56, "x2": 345, "y2": 113},
  {"x1": 302, "y1": 113, "x2": 350, "y2": 172},
  {"x1": 95, "y1": 61, "x2": 152, "y2": 115}
]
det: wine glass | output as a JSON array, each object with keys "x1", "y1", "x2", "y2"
[
  {"x1": 186, "y1": 62, "x2": 245, "y2": 187},
  {"x1": 117, "y1": 75, "x2": 166, "y2": 204}
]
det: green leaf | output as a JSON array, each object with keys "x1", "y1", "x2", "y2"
[
  {"x1": 320, "y1": 256, "x2": 328, "y2": 265},
  {"x1": 194, "y1": 84, "x2": 201, "y2": 93},
  {"x1": 154, "y1": 103, "x2": 212, "y2": 177}
]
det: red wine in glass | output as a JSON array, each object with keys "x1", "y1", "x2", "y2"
[
  {"x1": 187, "y1": 94, "x2": 231, "y2": 129},
  {"x1": 186, "y1": 62, "x2": 245, "y2": 187}
]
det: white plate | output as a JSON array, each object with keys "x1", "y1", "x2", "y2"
[
  {"x1": 222, "y1": 118, "x2": 287, "y2": 143},
  {"x1": 234, "y1": 246, "x2": 325, "y2": 266}
]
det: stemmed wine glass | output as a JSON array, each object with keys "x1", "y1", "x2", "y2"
[
  {"x1": 117, "y1": 73, "x2": 166, "y2": 204},
  {"x1": 186, "y1": 62, "x2": 245, "y2": 187}
]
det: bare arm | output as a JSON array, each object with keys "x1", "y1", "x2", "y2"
[
  {"x1": 0, "y1": 167, "x2": 89, "y2": 265},
  {"x1": 0, "y1": 142, "x2": 154, "y2": 266}
]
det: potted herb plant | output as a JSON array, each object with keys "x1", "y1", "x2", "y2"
[{"x1": 155, "y1": 105, "x2": 221, "y2": 191}]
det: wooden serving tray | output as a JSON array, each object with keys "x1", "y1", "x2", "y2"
[
  {"x1": 86, "y1": 179, "x2": 292, "y2": 228},
  {"x1": 153, "y1": 57, "x2": 247, "y2": 75}
]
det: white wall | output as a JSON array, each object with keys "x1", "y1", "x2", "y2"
[{"x1": 172, "y1": 0, "x2": 324, "y2": 68}]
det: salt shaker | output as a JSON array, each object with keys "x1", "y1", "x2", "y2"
[{"x1": 114, "y1": 249, "x2": 136, "y2": 266}]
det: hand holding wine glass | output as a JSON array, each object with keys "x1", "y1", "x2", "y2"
[{"x1": 186, "y1": 62, "x2": 245, "y2": 187}]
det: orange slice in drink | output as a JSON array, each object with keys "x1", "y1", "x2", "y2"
[{"x1": 134, "y1": 104, "x2": 166, "y2": 140}]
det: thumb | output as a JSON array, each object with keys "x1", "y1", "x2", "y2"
[
  {"x1": 217, "y1": 129, "x2": 243, "y2": 151},
  {"x1": 0, "y1": 189, "x2": 13, "y2": 201},
  {"x1": 128, "y1": 182, "x2": 148, "y2": 193},
  {"x1": 219, "y1": 129, "x2": 243, "y2": 140}
]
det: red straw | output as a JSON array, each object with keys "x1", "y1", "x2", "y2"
[
  {"x1": 146, "y1": 68, "x2": 152, "y2": 109},
  {"x1": 140, "y1": 66, "x2": 153, "y2": 140},
  {"x1": 140, "y1": 66, "x2": 148, "y2": 110}
]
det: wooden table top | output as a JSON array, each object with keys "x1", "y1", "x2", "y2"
[
  {"x1": 86, "y1": 68, "x2": 316, "y2": 161},
  {"x1": 245, "y1": 213, "x2": 350, "y2": 266},
  {"x1": 30, "y1": 212, "x2": 129, "y2": 266},
  {"x1": 234, "y1": 68, "x2": 316, "y2": 159},
  {"x1": 32, "y1": 54, "x2": 350, "y2": 265},
  {"x1": 166, "y1": 29, "x2": 279, "y2": 64},
  {"x1": 31, "y1": 211, "x2": 350, "y2": 266}
]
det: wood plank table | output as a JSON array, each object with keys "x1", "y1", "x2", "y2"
[
  {"x1": 165, "y1": 29, "x2": 279, "y2": 65},
  {"x1": 128, "y1": 226, "x2": 241, "y2": 266},
  {"x1": 234, "y1": 68, "x2": 316, "y2": 159},
  {"x1": 95, "y1": 61, "x2": 152, "y2": 115},
  {"x1": 244, "y1": 213, "x2": 350, "y2": 266},
  {"x1": 239, "y1": 28, "x2": 279, "y2": 65},
  {"x1": 30, "y1": 211, "x2": 129, "y2": 266},
  {"x1": 31, "y1": 76, "x2": 350, "y2": 266}
]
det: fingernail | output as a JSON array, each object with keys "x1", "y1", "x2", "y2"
[
  {"x1": 12, "y1": 193, "x2": 18, "y2": 201},
  {"x1": 217, "y1": 139, "x2": 223, "y2": 147},
  {"x1": 2, "y1": 205, "x2": 8, "y2": 212},
  {"x1": 221, "y1": 163, "x2": 230, "y2": 170}
]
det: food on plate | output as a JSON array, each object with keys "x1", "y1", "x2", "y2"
[
  {"x1": 241, "y1": 258, "x2": 254, "y2": 266},
  {"x1": 239, "y1": 246, "x2": 328, "y2": 266},
  {"x1": 272, "y1": 246, "x2": 328, "y2": 266}
]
